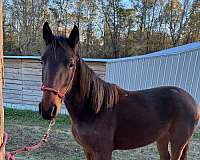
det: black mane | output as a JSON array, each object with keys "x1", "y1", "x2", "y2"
[{"x1": 79, "y1": 60, "x2": 119, "y2": 113}]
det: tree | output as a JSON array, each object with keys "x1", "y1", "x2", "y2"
[
  {"x1": 0, "y1": 0, "x2": 4, "y2": 159},
  {"x1": 84, "y1": 0, "x2": 97, "y2": 54},
  {"x1": 182, "y1": 0, "x2": 200, "y2": 43},
  {"x1": 3, "y1": 0, "x2": 47, "y2": 54},
  {"x1": 164, "y1": 0, "x2": 192, "y2": 46},
  {"x1": 99, "y1": 0, "x2": 123, "y2": 58},
  {"x1": 2, "y1": 0, "x2": 200, "y2": 58},
  {"x1": 117, "y1": 7, "x2": 135, "y2": 56}
]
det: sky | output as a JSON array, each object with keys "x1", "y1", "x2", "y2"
[{"x1": 122, "y1": 0, "x2": 132, "y2": 8}]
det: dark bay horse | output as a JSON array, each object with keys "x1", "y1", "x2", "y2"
[{"x1": 39, "y1": 22, "x2": 200, "y2": 160}]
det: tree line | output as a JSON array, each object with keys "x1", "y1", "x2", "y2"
[{"x1": 3, "y1": 0, "x2": 200, "y2": 58}]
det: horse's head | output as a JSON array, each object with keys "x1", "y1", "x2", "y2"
[{"x1": 39, "y1": 22, "x2": 80, "y2": 120}]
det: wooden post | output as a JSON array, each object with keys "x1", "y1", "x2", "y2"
[{"x1": 0, "y1": 0, "x2": 4, "y2": 159}]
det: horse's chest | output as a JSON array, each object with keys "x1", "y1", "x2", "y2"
[
  {"x1": 72, "y1": 124, "x2": 97, "y2": 144},
  {"x1": 71, "y1": 123, "x2": 109, "y2": 150}
]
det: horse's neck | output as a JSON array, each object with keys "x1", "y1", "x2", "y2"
[
  {"x1": 64, "y1": 82, "x2": 83, "y2": 122},
  {"x1": 64, "y1": 60, "x2": 121, "y2": 122},
  {"x1": 64, "y1": 62, "x2": 96, "y2": 122}
]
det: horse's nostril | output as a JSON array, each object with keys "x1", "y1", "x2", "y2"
[
  {"x1": 38, "y1": 102, "x2": 57, "y2": 120},
  {"x1": 51, "y1": 105, "x2": 57, "y2": 118}
]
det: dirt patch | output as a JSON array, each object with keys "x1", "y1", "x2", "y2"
[{"x1": 5, "y1": 123, "x2": 200, "y2": 160}]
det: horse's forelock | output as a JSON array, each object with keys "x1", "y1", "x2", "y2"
[{"x1": 45, "y1": 36, "x2": 67, "y2": 59}]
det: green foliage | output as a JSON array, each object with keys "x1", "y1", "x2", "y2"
[{"x1": 3, "y1": 0, "x2": 200, "y2": 58}]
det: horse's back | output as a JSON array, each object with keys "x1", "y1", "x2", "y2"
[
  {"x1": 113, "y1": 86, "x2": 199, "y2": 149},
  {"x1": 133, "y1": 86, "x2": 198, "y2": 117}
]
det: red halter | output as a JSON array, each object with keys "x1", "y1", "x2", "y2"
[
  {"x1": 41, "y1": 84, "x2": 65, "y2": 98},
  {"x1": 41, "y1": 57, "x2": 79, "y2": 99}
]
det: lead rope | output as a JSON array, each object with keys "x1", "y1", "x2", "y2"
[{"x1": 5, "y1": 119, "x2": 55, "y2": 160}]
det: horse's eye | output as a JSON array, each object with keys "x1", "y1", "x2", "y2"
[
  {"x1": 63, "y1": 60, "x2": 74, "y2": 68},
  {"x1": 69, "y1": 63, "x2": 74, "y2": 68}
]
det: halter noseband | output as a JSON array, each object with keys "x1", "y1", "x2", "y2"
[
  {"x1": 41, "y1": 56, "x2": 79, "y2": 99},
  {"x1": 41, "y1": 84, "x2": 65, "y2": 98}
]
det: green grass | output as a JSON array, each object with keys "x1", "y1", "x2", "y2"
[
  {"x1": 4, "y1": 108, "x2": 200, "y2": 160},
  {"x1": 5, "y1": 108, "x2": 200, "y2": 140},
  {"x1": 193, "y1": 129, "x2": 200, "y2": 139},
  {"x1": 5, "y1": 108, "x2": 71, "y2": 129},
  {"x1": 5, "y1": 108, "x2": 84, "y2": 160}
]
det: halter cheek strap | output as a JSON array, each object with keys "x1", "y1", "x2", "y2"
[{"x1": 41, "y1": 56, "x2": 79, "y2": 99}]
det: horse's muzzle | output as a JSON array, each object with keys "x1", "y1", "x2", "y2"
[{"x1": 39, "y1": 102, "x2": 57, "y2": 120}]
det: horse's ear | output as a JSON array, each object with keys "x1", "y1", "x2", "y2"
[
  {"x1": 43, "y1": 22, "x2": 53, "y2": 45},
  {"x1": 69, "y1": 25, "x2": 79, "y2": 49}
]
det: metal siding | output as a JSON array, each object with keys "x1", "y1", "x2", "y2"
[
  {"x1": 193, "y1": 50, "x2": 200, "y2": 102},
  {"x1": 105, "y1": 47, "x2": 200, "y2": 103},
  {"x1": 190, "y1": 51, "x2": 199, "y2": 97},
  {"x1": 143, "y1": 59, "x2": 150, "y2": 89},
  {"x1": 143, "y1": 59, "x2": 151, "y2": 89},
  {"x1": 149, "y1": 58, "x2": 156, "y2": 87},
  {"x1": 132, "y1": 60, "x2": 139, "y2": 90}
]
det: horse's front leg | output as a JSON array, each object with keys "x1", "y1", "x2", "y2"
[
  {"x1": 83, "y1": 149, "x2": 93, "y2": 160},
  {"x1": 92, "y1": 151, "x2": 112, "y2": 160}
]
